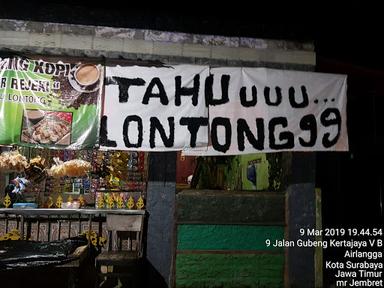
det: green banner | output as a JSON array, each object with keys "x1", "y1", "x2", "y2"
[{"x1": 0, "y1": 57, "x2": 102, "y2": 149}]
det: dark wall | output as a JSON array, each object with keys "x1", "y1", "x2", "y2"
[
  {"x1": 2, "y1": 6, "x2": 382, "y2": 69},
  {"x1": 0, "y1": 4, "x2": 314, "y2": 41},
  {"x1": 316, "y1": 58, "x2": 384, "y2": 287},
  {"x1": 316, "y1": 58, "x2": 384, "y2": 225}
]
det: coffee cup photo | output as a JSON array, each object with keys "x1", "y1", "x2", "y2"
[
  {"x1": 26, "y1": 110, "x2": 45, "y2": 124},
  {"x1": 74, "y1": 64, "x2": 100, "y2": 88}
]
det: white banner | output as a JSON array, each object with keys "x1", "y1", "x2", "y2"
[
  {"x1": 101, "y1": 65, "x2": 348, "y2": 154},
  {"x1": 101, "y1": 65, "x2": 209, "y2": 151},
  {"x1": 186, "y1": 67, "x2": 348, "y2": 155}
]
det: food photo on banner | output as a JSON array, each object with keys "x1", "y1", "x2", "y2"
[{"x1": 0, "y1": 56, "x2": 103, "y2": 149}]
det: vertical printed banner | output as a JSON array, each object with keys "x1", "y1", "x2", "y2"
[
  {"x1": 0, "y1": 57, "x2": 103, "y2": 149},
  {"x1": 101, "y1": 65, "x2": 209, "y2": 151}
]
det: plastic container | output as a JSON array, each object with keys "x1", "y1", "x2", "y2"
[{"x1": 12, "y1": 203, "x2": 38, "y2": 209}]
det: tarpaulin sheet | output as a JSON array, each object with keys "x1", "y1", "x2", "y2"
[{"x1": 0, "y1": 236, "x2": 88, "y2": 271}]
